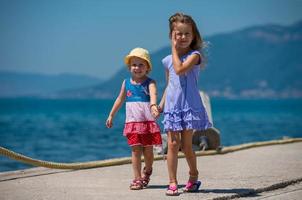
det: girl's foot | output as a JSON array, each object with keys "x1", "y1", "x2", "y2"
[
  {"x1": 130, "y1": 179, "x2": 143, "y2": 190},
  {"x1": 142, "y1": 167, "x2": 152, "y2": 187},
  {"x1": 183, "y1": 173, "x2": 201, "y2": 192},
  {"x1": 183, "y1": 180, "x2": 201, "y2": 192},
  {"x1": 166, "y1": 183, "x2": 179, "y2": 196}
]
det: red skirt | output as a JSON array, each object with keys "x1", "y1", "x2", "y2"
[
  {"x1": 126, "y1": 132, "x2": 162, "y2": 147},
  {"x1": 124, "y1": 121, "x2": 162, "y2": 147}
]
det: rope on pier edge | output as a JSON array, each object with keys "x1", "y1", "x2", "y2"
[{"x1": 0, "y1": 138, "x2": 302, "y2": 170}]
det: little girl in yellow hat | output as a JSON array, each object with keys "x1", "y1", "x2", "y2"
[{"x1": 106, "y1": 47, "x2": 162, "y2": 190}]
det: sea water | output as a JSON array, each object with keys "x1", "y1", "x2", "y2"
[{"x1": 0, "y1": 98, "x2": 301, "y2": 172}]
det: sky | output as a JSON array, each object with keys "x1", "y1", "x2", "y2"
[{"x1": 1, "y1": 0, "x2": 302, "y2": 80}]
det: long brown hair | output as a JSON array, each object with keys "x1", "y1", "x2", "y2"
[{"x1": 168, "y1": 12, "x2": 203, "y2": 51}]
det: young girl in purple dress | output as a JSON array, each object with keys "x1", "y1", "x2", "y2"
[{"x1": 159, "y1": 13, "x2": 212, "y2": 196}]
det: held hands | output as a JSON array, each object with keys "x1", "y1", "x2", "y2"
[
  {"x1": 150, "y1": 104, "x2": 160, "y2": 119},
  {"x1": 157, "y1": 105, "x2": 163, "y2": 113},
  {"x1": 106, "y1": 116, "x2": 113, "y2": 128}
]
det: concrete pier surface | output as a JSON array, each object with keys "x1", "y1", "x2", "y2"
[{"x1": 0, "y1": 141, "x2": 302, "y2": 200}]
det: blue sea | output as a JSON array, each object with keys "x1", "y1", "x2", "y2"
[{"x1": 0, "y1": 98, "x2": 301, "y2": 172}]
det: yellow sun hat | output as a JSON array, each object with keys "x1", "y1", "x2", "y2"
[{"x1": 124, "y1": 47, "x2": 152, "y2": 71}]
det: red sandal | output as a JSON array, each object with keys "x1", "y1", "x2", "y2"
[
  {"x1": 142, "y1": 167, "x2": 152, "y2": 187},
  {"x1": 130, "y1": 179, "x2": 143, "y2": 190}
]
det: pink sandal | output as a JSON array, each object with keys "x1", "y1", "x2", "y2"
[
  {"x1": 142, "y1": 167, "x2": 152, "y2": 187},
  {"x1": 130, "y1": 179, "x2": 143, "y2": 190},
  {"x1": 166, "y1": 184, "x2": 179, "y2": 196},
  {"x1": 183, "y1": 180, "x2": 201, "y2": 192}
]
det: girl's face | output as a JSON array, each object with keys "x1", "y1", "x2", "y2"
[
  {"x1": 129, "y1": 57, "x2": 149, "y2": 80},
  {"x1": 173, "y1": 22, "x2": 194, "y2": 49}
]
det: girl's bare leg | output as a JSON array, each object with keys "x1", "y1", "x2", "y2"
[
  {"x1": 143, "y1": 146, "x2": 153, "y2": 172},
  {"x1": 167, "y1": 131, "x2": 181, "y2": 186},
  {"x1": 142, "y1": 146, "x2": 154, "y2": 186},
  {"x1": 181, "y1": 129, "x2": 199, "y2": 181},
  {"x1": 131, "y1": 145, "x2": 142, "y2": 180}
]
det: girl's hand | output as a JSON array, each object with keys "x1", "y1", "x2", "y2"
[
  {"x1": 171, "y1": 31, "x2": 178, "y2": 48},
  {"x1": 150, "y1": 104, "x2": 160, "y2": 119},
  {"x1": 106, "y1": 116, "x2": 113, "y2": 128},
  {"x1": 157, "y1": 105, "x2": 163, "y2": 113}
]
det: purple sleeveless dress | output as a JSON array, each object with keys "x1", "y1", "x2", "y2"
[{"x1": 162, "y1": 50, "x2": 212, "y2": 132}]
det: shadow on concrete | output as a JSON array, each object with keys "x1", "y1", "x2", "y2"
[
  {"x1": 147, "y1": 184, "x2": 186, "y2": 189},
  {"x1": 201, "y1": 188, "x2": 260, "y2": 197}
]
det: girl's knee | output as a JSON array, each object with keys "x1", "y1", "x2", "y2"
[
  {"x1": 143, "y1": 146, "x2": 153, "y2": 153},
  {"x1": 181, "y1": 145, "x2": 193, "y2": 154},
  {"x1": 168, "y1": 140, "x2": 180, "y2": 152},
  {"x1": 143, "y1": 146, "x2": 154, "y2": 157},
  {"x1": 181, "y1": 142, "x2": 195, "y2": 157},
  {"x1": 131, "y1": 146, "x2": 142, "y2": 156}
]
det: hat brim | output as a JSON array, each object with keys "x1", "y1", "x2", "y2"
[{"x1": 124, "y1": 55, "x2": 152, "y2": 70}]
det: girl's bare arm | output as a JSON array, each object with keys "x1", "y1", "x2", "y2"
[
  {"x1": 171, "y1": 31, "x2": 200, "y2": 75},
  {"x1": 159, "y1": 69, "x2": 169, "y2": 112},
  {"x1": 106, "y1": 80, "x2": 126, "y2": 128},
  {"x1": 149, "y1": 80, "x2": 160, "y2": 118}
]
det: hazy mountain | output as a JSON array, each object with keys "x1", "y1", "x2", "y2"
[
  {"x1": 1, "y1": 21, "x2": 301, "y2": 99},
  {"x1": 200, "y1": 21, "x2": 302, "y2": 98},
  {"x1": 73, "y1": 20, "x2": 302, "y2": 99},
  {"x1": 0, "y1": 71, "x2": 102, "y2": 97}
]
